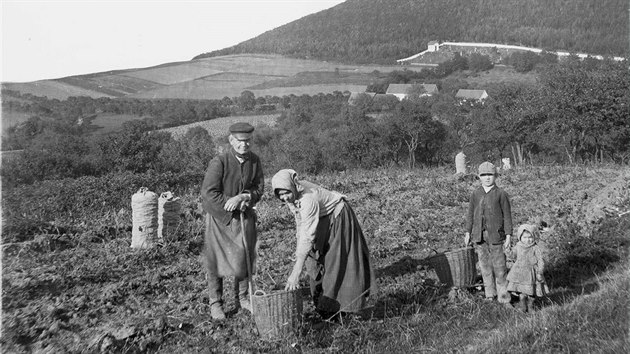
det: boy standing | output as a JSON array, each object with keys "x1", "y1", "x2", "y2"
[{"x1": 465, "y1": 161, "x2": 512, "y2": 305}]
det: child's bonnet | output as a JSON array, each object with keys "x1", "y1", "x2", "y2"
[{"x1": 516, "y1": 223, "x2": 538, "y2": 247}]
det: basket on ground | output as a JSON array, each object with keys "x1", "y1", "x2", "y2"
[
  {"x1": 427, "y1": 247, "x2": 477, "y2": 287},
  {"x1": 252, "y1": 289, "x2": 303, "y2": 339}
]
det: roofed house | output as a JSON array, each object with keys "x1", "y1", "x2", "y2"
[
  {"x1": 455, "y1": 89, "x2": 489, "y2": 102},
  {"x1": 386, "y1": 83, "x2": 439, "y2": 100}
]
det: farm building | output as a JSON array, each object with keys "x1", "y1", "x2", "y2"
[
  {"x1": 385, "y1": 83, "x2": 438, "y2": 100},
  {"x1": 427, "y1": 41, "x2": 440, "y2": 52},
  {"x1": 455, "y1": 89, "x2": 489, "y2": 102}
]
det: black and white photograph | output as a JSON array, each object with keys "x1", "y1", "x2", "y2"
[{"x1": 1, "y1": 0, "x2": 629, "y2": 352}]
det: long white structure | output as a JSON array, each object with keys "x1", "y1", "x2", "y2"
[{"x1": 397, "y1": 41, "x2": 626, "y2": 63}]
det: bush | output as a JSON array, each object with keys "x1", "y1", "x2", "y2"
[
  {"x1": 468, "y1": 53, "x2": 494, "y2": 72},
  {"x1": 545, "y1": 216, "x2": 630, "y2": 288}
]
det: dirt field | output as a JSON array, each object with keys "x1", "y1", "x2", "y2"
[{"x1": 2, "y1": 165, "x2": 628, "y2": 353}]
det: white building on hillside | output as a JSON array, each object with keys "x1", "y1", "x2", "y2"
[
  {"x1": 386, "y1": 83, "x2": 438, "y2": 100},
  {"x1": 455, "y1": 89, "x2": 488, "y2": 102}
]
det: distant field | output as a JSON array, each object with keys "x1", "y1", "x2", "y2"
[
  {"x1": 463, "y1": 65, "x2": 538, "y2": 87},
  {"x1": 129, "y1": 78, "x2": 267, "y2": 100},
  {"x1": 252, "y1": 84, "x2": 367, "y2": 97},
  {"x1": 249, "y1": 71, "x2": 375, "y2": 89},
  {"x1": 160, "y1": 114, "x2": 279, "y2": 140},
  {"x1": 2, "y1": 80, "x2": 114, "y2": 100},
  {"x1": 122, "y1": 61, "x2": 225, "y2": 85},
  {"x1": 88, "y1": 113, "x2": 150, "y2": 135}
]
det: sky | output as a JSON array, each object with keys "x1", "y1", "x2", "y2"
[{"x1": 1, "y1": 0, "x2": 345, "y2": 83}]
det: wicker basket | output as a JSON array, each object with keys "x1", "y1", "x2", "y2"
[
  {"x1": 252, "y1": 289, "x2": 303, "y2": 339},
  {"x1": 427, "y1": 247, "x2": 477, "y2": 288}
]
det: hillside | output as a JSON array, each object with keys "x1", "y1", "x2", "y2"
[
  {"x1": 196, "y1": 0, "x2": 629, "y2": 63},
  {"x1": 0, "y1": 54, "x2": 428, "y2": 102}
]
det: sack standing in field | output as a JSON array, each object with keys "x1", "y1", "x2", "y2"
[
  {"x1": 464, "y1": 162, "x2": 513, "y2": 306},
  {"x1": 455, "y1": 151, "x2": 467, "y2": 174},
  {"x1": 271, "y1": 169, "x2": 376, "y2": 319},
  {"x1": 131, "y1": 187, "x2": 159, "y2": 248},
  {"x1": 200, "y1": 122, "x2": 264, "y2": 320},
  {"x1": 157, "y1": 191, "x2": 181, "y2": 241}
]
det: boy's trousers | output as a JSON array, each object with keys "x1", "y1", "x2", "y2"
[{"x1": 474, "y1": 233, "x2": 510, "y2": 303}]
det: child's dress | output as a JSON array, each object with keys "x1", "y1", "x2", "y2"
[{"x1": 505, "y1": 224, "x2": 549, "y2": 297}]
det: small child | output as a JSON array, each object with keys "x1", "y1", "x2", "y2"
[
  {"x1": 505, "y1": 224, "x2": 550, "y2": 312},
  {"x1": 465, "y1": 161, "x2": 512, "y2": 306}
]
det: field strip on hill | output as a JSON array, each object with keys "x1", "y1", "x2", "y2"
[{"x1": 159, "y1": 114, "x2": 279, "y2": 139}]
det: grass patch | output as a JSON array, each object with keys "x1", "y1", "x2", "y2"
[
  {"x1": 248, "y1": 71, "x2": 377, "y2": 90},
  {"x1": 468, "y1": 263, "x2": 630, "y2": 354}
]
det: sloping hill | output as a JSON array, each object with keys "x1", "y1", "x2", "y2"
[
  {"x1": 196, "y1": 0, "x2": 628, "y2": 63},
  {"x1": 2, "y1": 54, "x2": 428, "y2": 101}
]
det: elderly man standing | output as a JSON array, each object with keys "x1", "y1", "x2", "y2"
[{"x1": 200, "y1": 122, "x2": 264, "y2": 320}]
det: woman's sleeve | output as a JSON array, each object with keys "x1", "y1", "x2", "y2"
[{"x1": 295, "y1": 197, "x2": 319, "y2": 260}]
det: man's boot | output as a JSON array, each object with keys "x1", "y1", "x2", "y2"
[{"x1": 208, "y1": 276, "x2": 225, "y2": 320}]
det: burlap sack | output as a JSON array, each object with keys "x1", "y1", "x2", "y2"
[{"x1": 131, "y1": 187, "x2": 158, "y2": 248}]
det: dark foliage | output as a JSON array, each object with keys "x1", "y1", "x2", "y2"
[{"x1": 194, "y1": 0, "x2": 628, "y2": 64}]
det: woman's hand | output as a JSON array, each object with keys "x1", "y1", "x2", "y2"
[{"x1": 284, "y1": 271, "x2": 300, "y2": 291}]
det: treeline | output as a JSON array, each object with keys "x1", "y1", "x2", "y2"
[
  {"x1": 1, "y1": 91, "x2": 292, "y2": 150},
  {"x1": 195, "y1": 0, "x2": 628, "y2": 64},
  {"x1": 2, "y1": 59, "x2": 628, "y2": 191}
]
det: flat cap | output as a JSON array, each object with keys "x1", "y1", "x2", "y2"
[
  {"x1": 229, "y1": 122, "x2": 254, "y2": 134},
  {"x1": 478, "y1": 161, "x2": 496, "y2": 175}
]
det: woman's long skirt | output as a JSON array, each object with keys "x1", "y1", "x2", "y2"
[{"x1": 306, "y1": 201, "x2": 375, "y2": 313}]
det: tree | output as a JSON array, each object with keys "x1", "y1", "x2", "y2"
[
  {"x1": 96, "y1": 120, "x2": 167, "y2": 173},
  {"x1": 482, "y1": 83, "x2": 545, "y2": 165},
  {"x1": 389, "y1": 100, "x2": 433, "y2": 168},
  {"x1": 510, "y1": 51, "x2": 540, "y2": 72},
  {"x1": 468, "y1": 53, "x2": 494, "y2": 72},
  {"x1": 406, "y1": 84, "x2": 428, "y2": 100},
  {"x1": 537, "y1": 60, "x2": 630, "y2": 163},
  {"x1": 238, "y1": 91, "x2": 256, "y2": 111}
]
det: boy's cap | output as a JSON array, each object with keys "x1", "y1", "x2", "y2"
[
  {"x1": 478, "y1": 161, "x2": 496, "y2": 175},
  {"x1": 229, "y1": 122, "x2": 254, "y2": 134}
]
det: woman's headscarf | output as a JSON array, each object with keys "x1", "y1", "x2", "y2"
[{"x1": 271, "y1": 169, "x2": 304, "y2": 199}]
